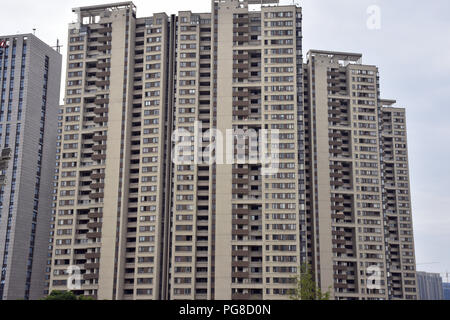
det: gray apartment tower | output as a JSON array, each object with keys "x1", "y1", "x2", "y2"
[{"x1": 0, "y1": 34, "x2": 62, "y2": 300}]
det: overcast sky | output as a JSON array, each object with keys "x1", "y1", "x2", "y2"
[{"x1": 1, "y1": 0, "x2": 449, "y2": 280}]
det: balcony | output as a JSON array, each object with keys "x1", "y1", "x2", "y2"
[{"x1": 89, "y1": 192, "x2": 104, "y2": 200}]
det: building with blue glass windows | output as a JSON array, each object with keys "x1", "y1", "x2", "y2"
[
  {"x1": 443, "y1": 283, "x2": 450, "y2": 300},
  {"x1": 0, "y1": 34, "x2": 61, "y2": 300},
  {"x1": 417, "y1": 271, "x2": 444, "y2": 300}
]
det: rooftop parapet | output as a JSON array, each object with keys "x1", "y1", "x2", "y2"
[
  {"x1": 307, "y1": 49, "x2": 363, "y2": 65},
  {"x1": 72, "y1": 1, "x2": 136, "y2": 25},
  {"x1": 380, "y1": 99, "x2": 397, "y2": 107}
]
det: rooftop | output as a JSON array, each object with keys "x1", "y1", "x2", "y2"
[
  {"x1": 73, "y1": 1, "x2": 136, "y2": 13},
  {"x1": 308, "y1": 49, "x2": 363, "y2": 62}
]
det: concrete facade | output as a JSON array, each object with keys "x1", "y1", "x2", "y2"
[
  {"x1": 48, "y1": 1, "x2": 418, "y2": 300},
  {"x1": 302, "y1": 50, "x2": 418, "y2": 300}
]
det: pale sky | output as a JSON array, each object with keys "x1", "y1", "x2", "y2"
[{"x1": 1, "y1": 0, "x2": 449, "y2": 281}]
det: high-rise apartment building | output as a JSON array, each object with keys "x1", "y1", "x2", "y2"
[
  {"x1": 379, "y1": 100, "x2": 417, "y2": 299},
  {"x1": 302, "y1": 50, "x2": 417, "y2": 300},
  {"x1": 47, "y1": 2, "x2": 174, "y2": 300},
  {"x1": 0, "y1": 34, "x2": 62, "y2": 300},
  {"x1": 48, "y1": 0, "x2": 417, "y2": 301}
]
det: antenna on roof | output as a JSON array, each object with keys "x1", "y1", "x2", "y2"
[
  {"x1": 33, "y1": 28, "x2": 36, "y2": 35},
  {"x1": 52, "y1": 39, "x2": 63, "y2": 53}
]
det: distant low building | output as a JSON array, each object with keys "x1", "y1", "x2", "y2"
[
  {"x1": 443, "y1": 283, "x2": 450, "y2": 300},
  {"x1": 417, "y1": 272, "x2": 444, "y2": 300}
]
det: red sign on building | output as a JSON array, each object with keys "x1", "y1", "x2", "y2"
[{"x1": 0, "y1": 40, "x2": 9, "y2": 48}]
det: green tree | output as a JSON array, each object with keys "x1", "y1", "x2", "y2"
[
  {"x1": 290, "y1": 263, "x2": 331, "y2": 300},
  {"x1": 42, "y1": 291, "x2": 94, "y2": 301}
]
